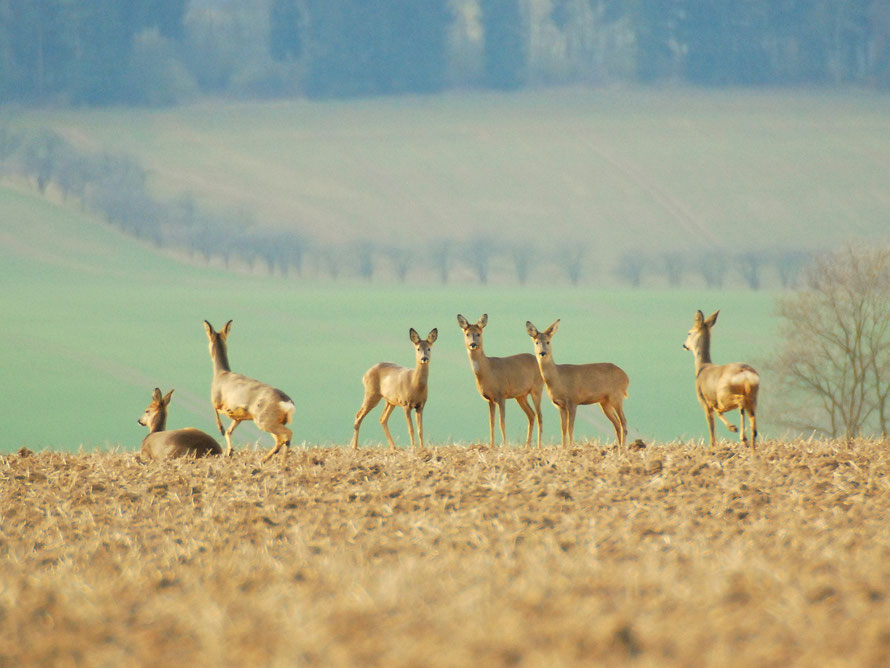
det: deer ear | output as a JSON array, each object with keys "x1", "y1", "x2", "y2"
[
  {"x1": 693, "y1": 310, "x2": 704, "y2": 326},
  {"x1": 705, "y1": 310, "x2": 719, "y2": 328},
  {"x1": 427, "y1": 328, "x2": 438, "y2": 344},
  {"x1": 152, "y1": 388, "x2": 163, "y2": 402},
  {"x1": 409, "y1": 328, "x2": 421, "y2": 344},
  {"x1": 545, "y1": 319, "x2": 561, "y2": 336},
  {"x1": 203, "y1": 320, "x2": 214, "y2": 338},
  {"x1": 478, "y1": 314, "x2": 488, "y2": 328},
  {"x1": 526, "y1": 321, "x2": 538, "y2": 338},
  {"x1": 457, "y1": 314, "x2": 469, "y2": 330},
  {"x1": 221, "y1": 320, "x2": 233, "y2": 339},
  {"x1": 163, "y1": 389, "x2": 174, "y2": 406}
]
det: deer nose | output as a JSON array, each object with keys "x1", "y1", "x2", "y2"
[
  {"x1": 421, "y1": 356, "x2": 429, "y2": 364},
  {"x1": 468, "y1": 343, "x2": 478, "y2": 350}
]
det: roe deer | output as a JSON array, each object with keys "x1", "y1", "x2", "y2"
[
  {"x1": 138, "y1": 388, "x2": 222, "y2": 459},
  {"x1": 683, "y1": 310, "x2": 760, "y2": 448},
  {"x1": 351, "y1": 328, "x2": 438, "y2": 449},
  {"x1": 526, "y1": 319, "x2": 629, "y2": 447},
  {"x1": 457, "y1": 313, "x2": 543, "y2": 447},
  {"x1": 203, "y1": 320, "x2": 295, "y2": 462}
]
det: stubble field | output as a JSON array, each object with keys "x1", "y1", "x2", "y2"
[{"x1": 2, "y1": 438, "x2": 889, "y2": 666}]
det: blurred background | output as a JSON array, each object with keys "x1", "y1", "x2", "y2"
[{"x1": 2, "y1": 1, "x2": 889, "y2": 450}]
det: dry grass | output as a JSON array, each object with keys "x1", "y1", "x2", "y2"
[{"x1": 2, "y1": 439, "x2": 890, "y2": 666}]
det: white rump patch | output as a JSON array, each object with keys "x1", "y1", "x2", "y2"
[{"x1": 281, "y1": 401, "x2": 296, "y2": 423}]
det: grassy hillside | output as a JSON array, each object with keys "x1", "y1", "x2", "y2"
[
  {"x1": 19, "y1": 88, "x2": 890, "y2": 264},
  {"x1": 1, "y1": 181, "x2": 777, "y2": 452}
]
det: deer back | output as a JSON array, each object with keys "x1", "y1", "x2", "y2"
[
  {"x1": 697, "y1": 362, "x2": 759, "y2": 410},
  {"x1": 141, "y1": 429, "x2": 222, "y2": 460},
  {"x1": 369, "y1": 362, "x2": 428, "y2": 407},
  {"x1": 212, "y1": 370, "x2": 293, "y2": 418},
  {"x1": 549, "y1": 362, "x2": 629, "y2": 405},
  {"x1": 482, "y1": 353, "x2": 542, "y2": 398}
]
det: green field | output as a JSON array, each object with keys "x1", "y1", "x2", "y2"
[
  {"x1": 17, "y1": 88, "x2": 890, "y2": 263},
  {"x1": 2, "y1": 180, "x2": 777, "y2": 453},
  {"x1": 9, "y1": 88, "x2": 888, "y2": 452}
]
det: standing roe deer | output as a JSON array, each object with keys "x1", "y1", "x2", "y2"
[
  {"x1": 138, "y1": 388, "x2": 222, "y2": 459},
  {"x1": 351, "y1": 328, "x2": 438, "y2": 449},
  {"x1": 683, "y1": 310, "x2": 760, "y2": 448},
  {"x1": 457, "y1": 313, "x2": 543, "y2": 447},
  {"x1": 526, "y1": 319, "x2": 629, "y2": 447},
  {"x1": 203, "y1": 320, "x2": 295, "y2": 462}
]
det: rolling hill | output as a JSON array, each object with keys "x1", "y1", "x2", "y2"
[{"x1": 17, "y1": 88, "x2": 890, "y2": 269}]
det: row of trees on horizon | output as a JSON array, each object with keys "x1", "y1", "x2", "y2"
[
  {"x1": 2, "y1": 123, "x2": 809, "y2": 289},
  {"x1": 1, "y1": 0, "x2": 889, "y2": 106}
]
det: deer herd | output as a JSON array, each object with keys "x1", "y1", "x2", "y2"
[{"x1": 138, "y1": 310, "x2": 760, "y2": 460}]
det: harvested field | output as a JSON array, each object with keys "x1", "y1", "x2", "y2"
[{"x1": 2, "y1": 439, "x2": 890, "y2": 666}]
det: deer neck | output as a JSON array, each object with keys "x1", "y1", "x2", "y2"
[
  {"x1": 210, "y1": 342, "x2": 231, "y2": 375},
  {"x1": 147, "y1": 411, "x2": 167, "y2": 434},
  {"x1": 412, "y1": 360, "x2": 431, "y2": 394},
  {"x1": 692, "y1": 333, "x2": 713, "y2": 375},
  {"x1": 467, "y1": 346, "x2": 491, "y2": 378},
  {"x1": 536, "y1": 352, "x2": 563, "y2": 390}
]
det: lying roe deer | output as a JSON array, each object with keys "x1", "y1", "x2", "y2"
[
  {"x1": 683, "y1": 310, "x2": 760, "y2": 448},
  {"x1": 351, "y1": 328, "x2": 438, "y2": 449},
  {"x1": 457, "y1": 313, "x2": 543, "y2": 447},
  {"x1": 203, "y1": 320, "x2": 295, "y2": 462},
  {"x1": 138, "y1": 388, "x2": 222, "y2": 459},
  {"x1": 526, "y1": 319, "x2": 629, "y2": 447}
]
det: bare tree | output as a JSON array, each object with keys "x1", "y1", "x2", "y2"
[
  {"x1": 428, "y1": 238, "x2": 453, "y2": 284},
  {"x1": 557, "y1": 243, "x2": 586, "y2": 286},
  {"x1": 661, "y1": 251, "x2": 687, "y2": 287},
  {"x1": 463, "y1": 236, "x2": 495, "y2": 285},
  {"x1": 615, "y1": 251, "x2": 646, "y2": 288},
  {"x1": 775, "y1": 249, "x2": 808, "y2": 289},
  {"x1": 769, "y1": 246, "x2": 890, "y2": 438},
  {"x1": 697, "y1": 250, "x2": 728, "y2": 289},
  {"x1": 511, "y1": 242, "x2": 535, "y2": 285},
  {"x1": 738, "y1": 250, "x2": 765, "y2": 290},
  {"x1": 355, "y1": 241, "x2": 375, "y2": 281},
  {"x1": 384, "y1": 245, "x2": 411, "y2": 283}
]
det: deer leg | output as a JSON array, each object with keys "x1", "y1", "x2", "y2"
[
  {"x1": 601, "y1": 402, "x2": 624, "y2": 448},
  {"x1": 497, "y1": 398, "x2": 508, "y2": 447},
  {"x1": 515, "y1": 394, "x2": 535, "y2": 448},
  {"x1": 715, "y1": 410, "x2": 738, "y2": 433},
  {"x1": 214, "y1": 409, "x2": 225, "y2": 436},
  {"x1": 224, "y1": 418, "x2": 242, "y2": 456},
  {"x1": 416, "y1": 407, "x2": 424, "y2": 448},
  {"x1": 402, "y1": 406, "x2": 416, "y2": 448},
  {"x1": 705, "y1": 409, "x2": 716, "y2": 447},
  {"x1": 352, "y1": 394, "x2": 381, "y2": 449},
  {"x1": 488, "y1": 401, "x2": 497, "y2": 447},
  {"x1": 262, "y1": 425, "x2": 292, "y2": 463},
  {"x1": 748, "y1": 407, "x2": 758, "y2": 449},
  {"x1": 380, "y1": 402, "x2": 397, "y2": 448},
  {"x1": 567, "y1": 404, "x2": 578, "y2": 447},
  {"x1": 558, "y1": 406, "x2": 569, "y2": 447},
  {"x1": 532, "y1": 391, "x2": 544, "y2": 448},
  {"x1": 738, "y1": 408, "x2": 748, "y2": 444},
  {"x1": 614, "y1": 402, "x2": 628, "y2": 448}
]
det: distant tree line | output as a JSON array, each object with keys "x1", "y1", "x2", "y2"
[
  {"x1": 0, "y1": 122, "x2": 811, "y2": 288},
  {"x1": 0, "y1": 124, "x2": 307, "y2": 273},
  {"x1": 1, "y1": 1, "x2": 889, "y2": 106}
]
